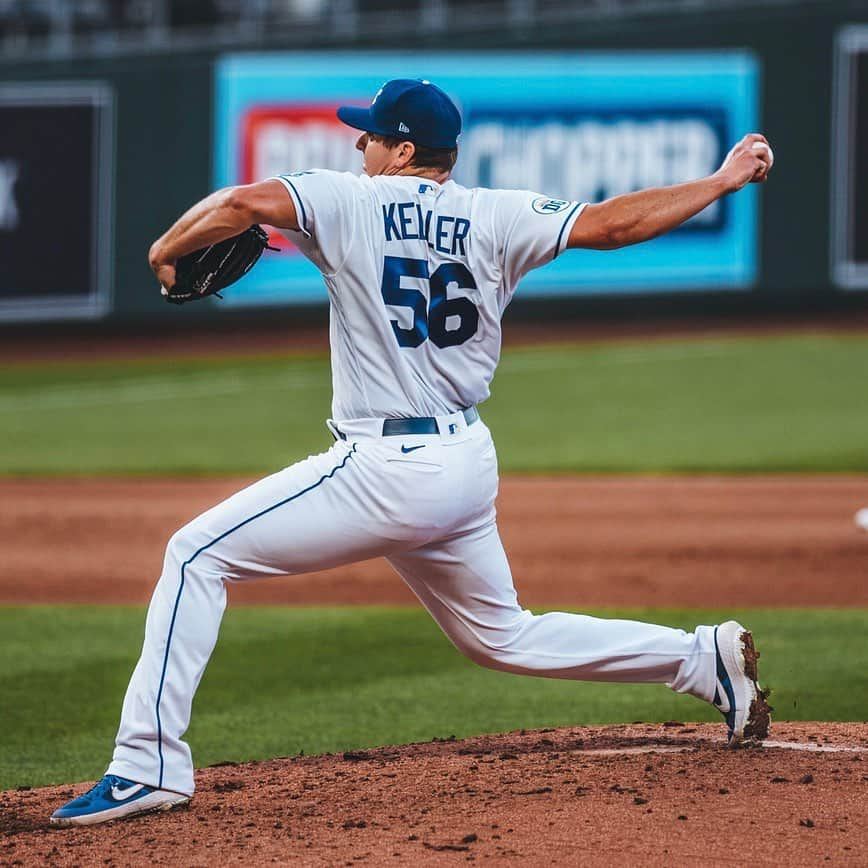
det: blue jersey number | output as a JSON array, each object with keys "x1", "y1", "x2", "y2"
[{"x1": 381, "y1": 256, "x2": 479, "y2": 349}]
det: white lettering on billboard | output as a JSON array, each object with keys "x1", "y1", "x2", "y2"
[
  {"x1": 252, "y1": 122, "x2": 359, "y2": 180},
  {"x1": 247, "y1": 114, "x2": 721, "y2": 224},
  {"x1": 456, "y1": 118, "x2": 721, "y2": 223}
]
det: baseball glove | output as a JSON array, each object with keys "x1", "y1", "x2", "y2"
[{"x1": 163, "y1": 224, "x2": 276, "y2": 305}]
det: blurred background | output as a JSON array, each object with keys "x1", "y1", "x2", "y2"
[
  {"x1": 2, "y1": 0, "x2": 868, "y2": 328},
  {"x1": 2, "y1": 1, "x2": 868, "y2": 795}
]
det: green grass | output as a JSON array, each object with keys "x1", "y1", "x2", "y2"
[
  {"x1": 1, "y1": 334, "x2": 867, "y2": 474},
  {"x1": 2, "y1": 605, "x2": 866, "y2": 790}
]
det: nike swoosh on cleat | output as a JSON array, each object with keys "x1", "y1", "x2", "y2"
[
  {"x1": 111, "y1": 783, "x2": 146, "y2": 802},
  {"x1": 401, "y1": 444, "x2": 426, "y2": 454}
]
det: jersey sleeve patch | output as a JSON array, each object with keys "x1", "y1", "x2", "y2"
[{"x1": 531, "y1": 197, "x2": 573, "y2": 215}]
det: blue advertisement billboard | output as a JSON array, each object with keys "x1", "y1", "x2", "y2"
[{"x1": 214, "y1": 52, "x2": 759, "y2": 306}]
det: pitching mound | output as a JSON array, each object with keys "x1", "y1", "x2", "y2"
[{"x1": 3, "y1": 723, "x2": 866, "y2": 866}]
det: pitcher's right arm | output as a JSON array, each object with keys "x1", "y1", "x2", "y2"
[{"x1": 567, "y1": 133, "x2": 773, "y2": 251}]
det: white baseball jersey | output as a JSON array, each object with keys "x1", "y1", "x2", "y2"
[
  {"x1": 107, "y1": 170, "x2": 721, "y2": 800},
  {"x1": 273, "y1": 171, "x2": 585, "y2": 420}
]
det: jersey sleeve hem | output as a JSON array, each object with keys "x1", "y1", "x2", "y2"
[
  {"x1": 272, "y1": 176, "x2": 312, "y2": 239},
  {"x1": 553, "y1": 202, "x2": 587, "y2": 259}
]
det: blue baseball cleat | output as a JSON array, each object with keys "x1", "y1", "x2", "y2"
[
  {"x1": 712, "y1": 620, "x2": 772, "y2": 746},
  {"x1": 50, "y1": 774, "x2": 190, "y2": 827}
]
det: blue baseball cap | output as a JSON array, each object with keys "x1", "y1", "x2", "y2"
[{"x1": 337, "y1": 79, "x2": 461, "y2": 149}]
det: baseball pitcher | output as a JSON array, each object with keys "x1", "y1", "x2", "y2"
[{"x1": 52, "y1": 78, "x2": 773, "y2": 826}]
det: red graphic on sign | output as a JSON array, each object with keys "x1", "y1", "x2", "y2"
[{"x1": 239, "y1": 103, "x2": 363, "y2": 252}]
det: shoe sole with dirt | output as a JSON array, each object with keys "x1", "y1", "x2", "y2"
[{"x1": 731, "y1": 628, "x2": 772, "y2": 747}]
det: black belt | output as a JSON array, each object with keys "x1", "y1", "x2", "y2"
[
  {"x1": 382, "y1": 406, "x2": 479, "y2": 436},
  {"x1": 333, "y1": 406, "x2": 479, "y2": 441}
]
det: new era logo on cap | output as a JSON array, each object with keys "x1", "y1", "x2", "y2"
[{"x1": 336, "y1": 79, "x2": 461, "y2": 149}]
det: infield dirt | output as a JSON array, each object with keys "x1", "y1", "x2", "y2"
[{"x1": 2, "y1": 475, "x2": 866, "y2": 607}]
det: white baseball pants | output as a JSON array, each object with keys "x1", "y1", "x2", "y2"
[{"x1": 108, "y1": 410, "x2": 717, "y2": 796}]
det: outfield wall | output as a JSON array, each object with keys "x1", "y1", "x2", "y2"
[{"x1": 1, "y1": 4, "x2": 867, "y2": 325}]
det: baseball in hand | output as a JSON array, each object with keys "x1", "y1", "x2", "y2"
[{"x1": 751, "y1": 141, "x2": 774, "y2": 173}]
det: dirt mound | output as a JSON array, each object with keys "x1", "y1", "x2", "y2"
[{"x1": 3, "y1": 723, "x2": 867, "y2": 866}]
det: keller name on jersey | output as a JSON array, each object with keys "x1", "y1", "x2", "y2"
[
  {"x1": 382, "y1": 201, "x2": 470, "y2": 256},
  {"x1": 271, "y1": 169, "x2": 584, "y2": 419}
]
